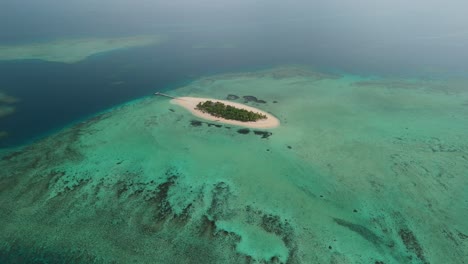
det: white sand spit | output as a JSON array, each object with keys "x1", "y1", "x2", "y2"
[{"x1": 171, "y1": 97, "x2": 280, "y2": 129}]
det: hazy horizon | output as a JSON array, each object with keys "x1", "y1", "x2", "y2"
[{"x1": 1, "y1": 1, "x2": 468, "y2": 75}]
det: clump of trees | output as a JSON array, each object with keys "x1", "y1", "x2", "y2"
[{"x1": 196, "y1": 101, "x2": 267, "y2": 122}]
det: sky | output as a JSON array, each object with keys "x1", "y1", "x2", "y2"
[
  {"x1": 2, "y1": 0, "x2": 468, "y2": 37},
  {"x1": 1, "y1": 0, "x2": 468, "y2": 74}
]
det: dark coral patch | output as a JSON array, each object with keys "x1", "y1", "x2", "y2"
[
  {"x1": 237, "y1": 129, "x2": 250, "y2": 134},
  {"x1": 253, "y1": 130, "x2": 272, "y2": 139},
  {"x1": 207, "y1": 123, "x2": 223, "y2": 128},
  {"x1": 243, "y1": 95, "x2": 267, "y2": 104},
  {"x1": 399, "y1": 228, "x2": 427, "y2": 263},
  {"x1": 190, "y1": 120, "x2": 203, "y2": 127},
  {"x1": 226, "y1": 94, "x2": 239, "y2": 100},
  {"x1": 333, "y1": 218, "x2": 382, "y2": 246},
  {"x1": 458, "y1": 231, "x2": 468, "y2": 240}
]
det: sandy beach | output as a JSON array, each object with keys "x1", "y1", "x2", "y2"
[{"x1": 171, "y1": 97, "x2": 280, "y2": 128}]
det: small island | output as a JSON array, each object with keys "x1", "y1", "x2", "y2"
[
  {"x1": 170, "y1": 97, "x2": 280, "y2": 128},
  {"x1": 196, "y1": 100, "x2": 267, "y2": 122}
]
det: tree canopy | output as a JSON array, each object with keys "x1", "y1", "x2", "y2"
[{"x1": 196, "y1": 101, "x2": 267, "y2": 122}]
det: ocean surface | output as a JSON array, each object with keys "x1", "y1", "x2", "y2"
[{"x1": 1, "y1": 2, "x2": 468, "y2": 263}]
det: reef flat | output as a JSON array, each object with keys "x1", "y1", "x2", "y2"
[
  {"x1": 0, "y1": 35, "x2": 166, "y2": 63},
  {"x1": 1, "y1": 66, "x2": 467, "y2": 263}
]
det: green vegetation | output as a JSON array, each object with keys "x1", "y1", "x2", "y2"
[{"x1": 196, "y1": 101, "x2": 267, "y2": 122}]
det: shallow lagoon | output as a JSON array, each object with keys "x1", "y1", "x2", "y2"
[{"x1": 1, "y1": 66, "x2": 467, "y2": 263}]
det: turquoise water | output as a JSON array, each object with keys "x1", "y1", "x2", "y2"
[{"x1": 1, "y1": 66, "x2": 467, "y2": 263}]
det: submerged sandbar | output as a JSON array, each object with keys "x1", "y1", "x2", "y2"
[
  {"x1": 0, "y1": 35, "x2": 167, "y2": 63},
  {"x1": 171, "y1": 96, "x2": 280, "y2": 128}
]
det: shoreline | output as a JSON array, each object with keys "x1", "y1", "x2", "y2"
[{"x1": 170, "y1": 97, "x2": 280, "y2": 129}]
